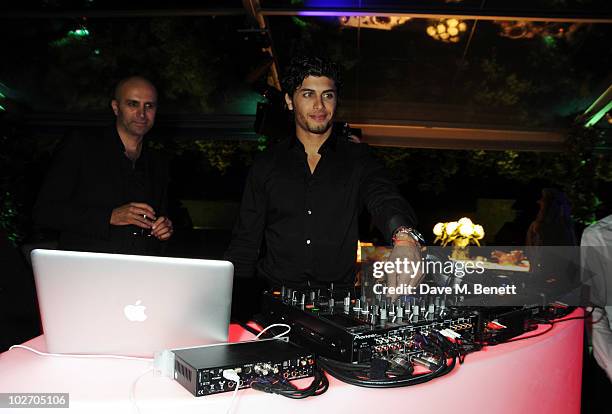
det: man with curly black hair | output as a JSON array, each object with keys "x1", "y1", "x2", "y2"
[{"x1": 226, "y1": 56, "x2": 420, "y2": 293}]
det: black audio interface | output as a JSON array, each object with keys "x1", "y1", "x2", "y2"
[{"x1": 173, "y1": 338, "x2": 315, "y2": 397}]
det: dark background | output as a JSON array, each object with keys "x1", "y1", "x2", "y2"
[{"x1": 1, "y1": 1, "x2": 611, "y2": 408}]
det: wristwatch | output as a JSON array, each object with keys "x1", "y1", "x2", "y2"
[{"x1": 392, "y1": 226, "x2": 424, "y2": 245}]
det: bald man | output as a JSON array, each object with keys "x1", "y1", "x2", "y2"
[{"x1": 34, "y1": 76, "x2": 173, "y2": 255}]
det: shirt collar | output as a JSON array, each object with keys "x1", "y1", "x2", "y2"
[
  {"x1": 108, "y1": 125, "x2": 147, "y2": 160},
  {"x1": 105, "y1": 125, "x2": 125, "y2": 153}
]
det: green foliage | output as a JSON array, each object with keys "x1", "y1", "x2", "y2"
[
  {"x1": 560, "y1": 125, "x2": 610, "y2": 223},
  {"x1": 0, "y1": 129, "x2": 57, "y2": 245},
  {"x1": 150, "y1": 138, "x2": 260, "y2": 175},
  {"x1": 190, "y1": 140, "x2": 257, "y2": 175},
  {"x1": 151, "y1": 19, "x2": 220, "y2": 113},
  {"x1": 374, "y1": 147, "x2": 462, "y2": 193},
  {"x1": 0, "y1": 192, "x2": 20, "y2": 245},
  {"x1": 257, "y1": 135, "x2": 269, "y2": 152},
  {"x1": 5, "y1": 17, "x2": 244, "y2": 114},
  {"x1": 374, "y1": 125, "x2": 611, "y2": 225},
  {"x1": 475, "y1": 56, "x2": 532, "y2": 109}
]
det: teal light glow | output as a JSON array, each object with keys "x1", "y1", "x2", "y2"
[{"x1": 68, "y1": 28, "x2": 90, "y2": 38}]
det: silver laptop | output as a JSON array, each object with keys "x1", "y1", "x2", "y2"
[{"x1": 31, "y1": 249, "x2": 233, "y2": 357}]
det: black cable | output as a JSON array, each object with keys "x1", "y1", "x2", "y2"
[
  {"x1": 317, "y1": 332, "x2": 460, "y2": 388},
  {"x1": 454, "y1": 337, "x2": 482, "y2": 363},
  {"x1": 234, "y1": 321, "x2": 329, "y2": 398},
  {"x1": 482, "y1": 306, "x2": 591, "y2": 346},
  {"x1": 250, "y1": 364, "x2": 329, "y2": 399},
  {"x1": 583, "y1": 307, "x2": 607, "y2": 325},
  {"x1": 551, "y1": 306, "x2": 597, "y2": 323},
  {"x1": 485, "y1": 320, "x2": 555, "y2": 346},
  {"x1": 505, "y1": 306, "x2": 591, "y2": 344},
  {"x1": 538, "y1": 306, "x2": 593, "y2": 323},
  {"x1": 319, "y1": 353, "x2": 455, "y2": 388}
]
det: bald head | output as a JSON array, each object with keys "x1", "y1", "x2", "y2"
[{"x1": 113, "y1": 76, "x2": 157, "y2": 102}]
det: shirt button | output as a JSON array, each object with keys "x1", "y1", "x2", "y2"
[
  {"x1": 307, "y1": 210, "x2": 312, "y2": 215},
  {"x1": 306, "y1": 239, "x2": 311, "y2": 245}
]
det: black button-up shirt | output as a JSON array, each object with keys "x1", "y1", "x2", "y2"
[
  {"x1": 33, "y1": 127, "x2": 168, "y2": 255},
  {"x1": 225, "y1": 131, "x2": 416, "y2": 288}
]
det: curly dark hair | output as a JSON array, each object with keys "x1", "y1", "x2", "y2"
[{"x1": 280, "y1": 56, "x2": 342, "y2": 97}]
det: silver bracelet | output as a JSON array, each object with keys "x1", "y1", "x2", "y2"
[{"x1": 392, "y1": 226, "x2": 424, "y2": 244}]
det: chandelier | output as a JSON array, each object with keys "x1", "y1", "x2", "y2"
[
  {"x1": 339, "y1": 16, "x2": 411, "y2": 31},
  {"x1": 426, "y1": 18, "x2": 468, "y2": 43}
]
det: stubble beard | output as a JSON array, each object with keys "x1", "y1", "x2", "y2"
[
  {"x1": 303, "y1": 116, "x2": 332, "y2": 135},
  {"x1": 308, "y1": 123, "x2": 330, "y2": 134}
]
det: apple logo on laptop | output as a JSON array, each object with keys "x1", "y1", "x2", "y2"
[{"x1": 124, "y1": 300, "x2": 147, "y2": 322}]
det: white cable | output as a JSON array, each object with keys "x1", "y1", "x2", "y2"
[
  {"x1": 130, "y1": 367, "x2": 154, "y2": 414},
  {"x1": 255, "y1": 323, "x2": 291, "y2": 339},
  {"x1": 227, "y1": 377, "x2": 241, "y2": 414},
  {"x1": 9, "y1": 345, "x2": 155, "y2": 413},
  {"x1": 223, "y1": 369, "x2": 241, "y2": 414},
  {"x1": 9, "y1": 345, "x2": 154, "y2": 361}
]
